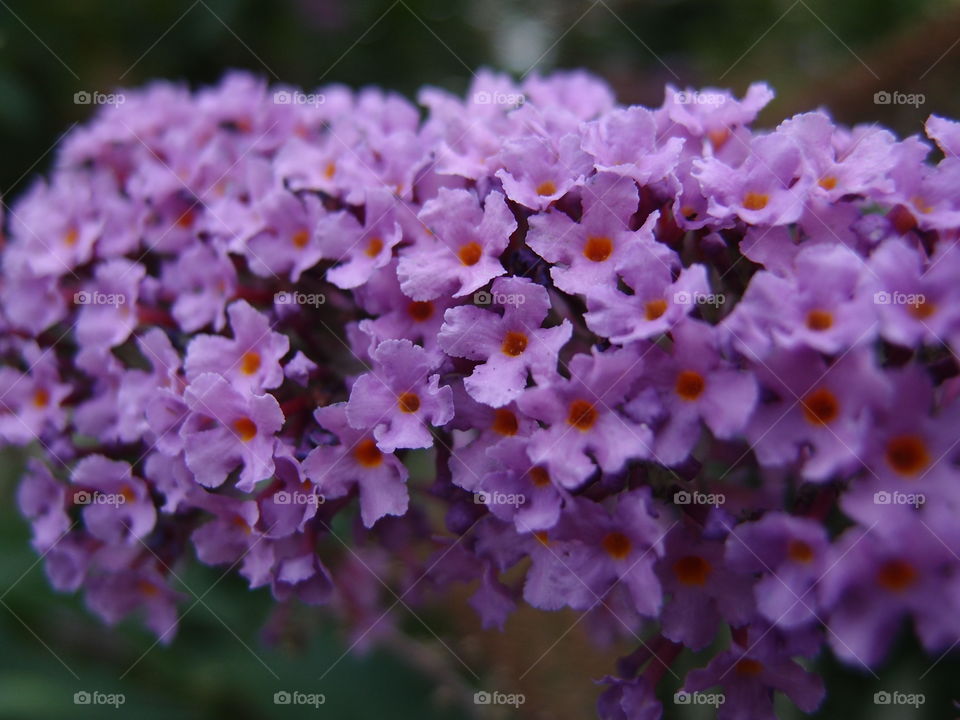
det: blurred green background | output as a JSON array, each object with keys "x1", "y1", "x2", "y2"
[{"x1": 2, "y1": 0, "x2": 960, "y2": 717}]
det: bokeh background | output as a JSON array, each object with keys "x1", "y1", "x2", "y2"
[{"x1": 1, "y1": 0, "x2": 959, "y2": 717}]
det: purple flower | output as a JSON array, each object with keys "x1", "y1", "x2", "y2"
[
  {"x1": 496, "y1": 133, "x2": 593, "y2": 210},
  {"x1": 398, "y1": 188, "x2": 516, "y2": 300},
  {"x1": 596, "y1": 675, "x2": 663, "y2": 720},
  {"x1": 75, "y1": 258, "x2": 145, "y2": 351},
  {"x1": 722, "y1": 244, "x2": 876, "y2": 359},
  {"x1": 656, "y1": 526, "x2": 754, "y2": 650},
  {"x1": 745, "y1": 347, "x2": 888, "y2": 481},
  {"x1": 180, "y1": 372, "x2": 284, "y2": 491},
  {"x1": 526, "y1": 173, "x2": 670, "y2": 296},
  {"x1": 581, "y1": 107, "x2": 685, "y2": 187},
  {"x1": 71, "y1": 455, "x2": 156, "y2": 544},
  {"x1": 819, "y1": 517, "x2": 960, "y2": 668},
  {"x1": 185, "y1": 299, "x2": 290, "y2": 393},
  {"x1": 695, "y1": 132, "x2": 809, "y2": 226},
  {"x1": 518, "y1": 347, "x2": 652, "y2": 488},
  {"x1": 17, "y1": 460, "x2": 70, "y2": 552},
  {"x1": 438, "y1": 276, "x2": 571, "y2": 407},
  {"x1": 726, "y1": 513, "x2": 829, "y2": 628},
  {"x1": 324, "y1": 188, "x2": 403, "y2": 289},
  {"x1": 629, "y1": 319, "x2": 757, "y2": 465},
  {"x1": 868, "y1": 237, "x2": 960, "y2": 348},
  {"x1": 524, "y1": 490, "x2": 664, "y2": 615},
  {"x1": 585, "y1": 262, "x2": 709, "y2": 344},
  {"x1": 303, "y1": 402, "x2": 410, "y2": 527},
  {"x1": 685, "y1": 632, "x2": 825, "y2": 720},
  {"x1": 345, "y1": 339, "x2": 454, "y2": 452}
]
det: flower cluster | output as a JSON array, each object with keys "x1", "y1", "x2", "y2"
[{"x1": 4, "y1": 70, "x2": 960, "y2": 718}]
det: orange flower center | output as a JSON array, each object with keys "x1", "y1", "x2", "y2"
[
  {"x1": 735, "y1": 659, "x2": 764, "y2": 676},
  {"x1": 644, "y1": 298, "x2": 668, "y2": 321},
  {"x1": 233, "y1": 417, "x2": 257, "y2": 442},
  {"x1": 802, "y1": 388, "x2": 839, "y2": 426},
  {"x1": 602, "y1": 531, "x2": 632, "y2": 559},
  {"x1": 743, "y1": 192, "x2": 769, "y2": 211},
  {"x1": 583, "y1": 235, "x2": 613, "y2": 262},
  {"x1": 908, "y1": 298, "x2": 936, "y2": 319},
  {"x1": 529, "y1": 466, "x2": 551, "y2": 487},
  {"x1": 64, "y1": 227, "x2": 79, "y2": 246},
  {"x1": 407, "y1": 300, "x2": 434, "y2": 322},
  {"x1": 787, "y1": 539, "x2": 815, "y2": 564},
  {"x1": 398, "y1": 392, "x2": 420, "y2": 414},
  {"x1": 675, "y1": 370, "x2": 706, "y2": 401},
  {"x1": 458, "y1": 241, "x2": 482, "y2": 266},
  {"x1": 492, "y1": 409, "x2": 519, "y2": 436},
  {"x1": 365, "y1": 236, "x2": 384, "y2": 257},
  {"x1": 806, "y1": 309, "x2": 833, "y2": 331},
  {"x1": 818, "y1": 175, "x2": 838, "y2": 190},
  {"x1": 885, "y1": 434, "x2": 929, "y2": 476},
  {"x1": 536, "y1": 180, "x2": 557, "y2": 197},
  {"x1": 240, "y1": 351, "x2": 261, "y2": 376},
  {"x1": 354, "y1": 438, "x2": 383, "y2": 468},
  {"x1": 292, "y1": 229, "x2": 310, "y2": 248},
  {"x1": 876, "y1": 559, "x2": 917, "y2": 592},
  {"x1": 567, "y1": 399, "x2": 598, "y2": 431},
  {"x1": 674, "y1": 554, "x2": 712, "y2": 585},
  {"x1": 324, "y1": 162, "x2": 336, "y2": 180},
  {"x1": 501, "y1": 331, "x2": 528, "y2": 357},
  {"x1": 176, "y1": 208, "x2": 196, "y2": 229},
  {"x1": 32, "y1": 388, "x2": 50, "y2": 408}
]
